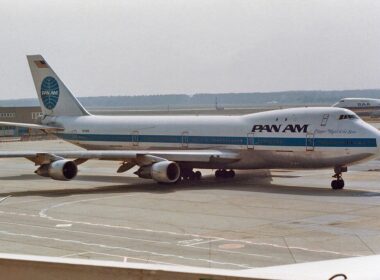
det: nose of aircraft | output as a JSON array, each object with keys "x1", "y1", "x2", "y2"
[
  {"x1": 371, "y1": 125, "x2": 380, "y2": 152},
  {"x1": 361, "y1": 121, "x2": 380, "y2": 153}
]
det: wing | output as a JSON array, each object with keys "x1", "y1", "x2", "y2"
[
  {"x1": 0, "y1": 149, "x2": 240, "y2": 166},
  {"x1": 0, "y1": 121, "x2": 63, "y2": 132},
  {"x1": 0, "y1": 149, "x2": 241, "y2": 182}
]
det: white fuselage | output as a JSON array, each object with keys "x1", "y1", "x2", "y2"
[
  {"x1": 333, "y1": 98, "x2": 380, "y2": 108},
  {"x1": 333, "y1": 98, "x2": 380, "y2": 116},
  {"x1": 43, "y1": 107, "x2": 380, "y2": 170}
]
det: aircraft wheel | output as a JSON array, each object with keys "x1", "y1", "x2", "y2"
[
  {"x1": 228, "y1": 170, "x2": 235, "y2": 178},
  {"x1": 331, "y1": 180, "x2": 344, "y2": 190},
  {"x1": 181, "y1": 168, "x2": 193, "y2": 181},
  {"x1": 337, "y1": 180, "x2": 345, "y2": 189},
  {"x1": 195, "y1": 171, "x2": 202, "y2": 180},
  {"x1": 215, "y1": 169, "x2": 236, "y2": 178},
  {"x1": 332, "y1": 166, "x2": 346, "y2": 190}
]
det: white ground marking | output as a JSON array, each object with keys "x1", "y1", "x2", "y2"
[
  {"x1": 183, "y1": 238, "x2": 223, "y2": 247},
  {"x1": 59, "y1": 251, "x2": 88, "y2": 258},
  {"x1": 180, "y1": 240, "x2": 275, "y2": 259},
  {"x1": 0, "y1": 219, "x2": 273, "y2": 260},
  {"x1": 61, "y1": 251, "x2": 178, "y2": 266},
  {"x1": 0, "y1": 197, "x2": 54, "y2": 206},
  {"x1": 0, "y1": 210, "x2": 39, "y2": 218},
  {"x1": 0, "y1": 196, "x2": 11, "y2": 203},
  {"x1": 189, "y1": 245, "x2": 272, "y2": 259},
  {"x1": 88, "y1": 251, "x2": 177, "y2": 266},
  {"x1": 219, "y1": 244, "x2": 245, "y2": 250},
  {"x1": 0, "y1": 221, "x2": 171, "y2": 245},
  {"x1": 39, "y1": 194, "x2": 139, "y2": 219},
  {"x1": 55, "y1": 224, "x2": 72, "y2": 228},
  {"x1": 0, "y1": 230, "x2": 253, "y2": 269},
  {"x1": 37, "y1": 194, "x2": 364, "y2": 258},
  {"x1": 177, "y1": 238, "x2": 204, "y2": 245}
]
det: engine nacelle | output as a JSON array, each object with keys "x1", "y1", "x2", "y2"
[
  {"x1": 135, "y1": 161, "x2": 180, "y2": 183},
  {"x1": 35, "y1": 160, "x2": 78, "y2": 181}
]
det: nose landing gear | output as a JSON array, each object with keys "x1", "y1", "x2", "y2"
[
  {"x1": 331, "y1": 166, "x2": 347, "y2": 190},
  {"x1": 331, "y1": 177, "x2": 344, "y2": 190}
]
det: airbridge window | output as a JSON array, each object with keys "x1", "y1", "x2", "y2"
[
  {"x1": 0, "y1": 112, "x2": 15, "y2": 118},
  {"x1": 339, "y1": 114, "x2": 357, "y2": 120},
  {"x1": 31, "y1": 112, "x2": 43, "y2": 120}
]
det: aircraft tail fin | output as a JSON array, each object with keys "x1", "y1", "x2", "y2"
[{"x1": 27, "y1": 55, "x2": 90, "y2": 116}]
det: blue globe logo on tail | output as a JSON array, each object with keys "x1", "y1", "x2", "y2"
[{"x1": 41, "y1": 76, "x2": 60, "y2": 110}]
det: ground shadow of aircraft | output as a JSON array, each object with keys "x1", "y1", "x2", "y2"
[{"x1": 0, "y1": 169, "x2": 378, "y2": 198}]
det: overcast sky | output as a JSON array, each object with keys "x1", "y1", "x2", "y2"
[{"x1": 0, "y1": 0, "x2": 379, "y2": 99}]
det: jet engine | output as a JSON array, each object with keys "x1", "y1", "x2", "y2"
[
  {"x1": 35, "y1": 160, "x2": 78, "y2": 181},
  {"x1": 135, "y1": 161, "x2": 180, "y2": 183}
]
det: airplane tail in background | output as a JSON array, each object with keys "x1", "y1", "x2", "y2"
[{"x1": 27, "y1": 55, "x2": 89, "y2": 117}]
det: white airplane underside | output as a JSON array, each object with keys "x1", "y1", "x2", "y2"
[{"x1": 1, "y1": 55, "x2": 380, "y2": 189}]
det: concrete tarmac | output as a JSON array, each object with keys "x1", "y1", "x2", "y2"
[{"x1": 0, "y1": 140, "x2": 380, "y2": 270}]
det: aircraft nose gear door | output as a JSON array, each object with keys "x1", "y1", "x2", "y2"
[
  {"x1": 247, "y1": 132, "x2": 254, "y2": 149},
  {"x1": 306, "y1": 132, "x2": 314, "y2": 151}
]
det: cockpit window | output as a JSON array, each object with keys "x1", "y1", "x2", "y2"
[{"x1": 339, "y1": 114, "x2": 357, "y2": 120}]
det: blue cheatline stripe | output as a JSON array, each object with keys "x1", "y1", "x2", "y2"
[
  {"x1": 56, "y1": 133, "x2": 377, "y2": 148},
  {"x1": 255, "y1": 137, "x2": 377, "y2": 147}
]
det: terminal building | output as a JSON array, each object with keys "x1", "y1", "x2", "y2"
[{"x1": 0, "y1": 106, "x2": 42, "y2": 137}]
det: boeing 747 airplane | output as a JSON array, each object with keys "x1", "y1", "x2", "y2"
[
  {"x1": 1, "y1": 55, "x2": 380, "y2": 190},
  {"x1": 333, "y1": 97, "x2": 380, "y2": 117}
]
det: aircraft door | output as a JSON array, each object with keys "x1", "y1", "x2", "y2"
[
  {"x1": 132, "y1": 131, "x2": 139, "y2": 146},
  {"x1": 321, "y1": 114, "x2": 329, "y2": 126},
  {"x1": 247, "y1": 132, "x2": 254, "y2": 149},
  {"x1": 306, "y1": 132, "x2": 314, "y2": 151},
  {"x1": 182, "y1": 131, "x2": 189, "y2": 148},
  {"x1": 70, "y1": 129, "x2": 78, "y2": 142}
]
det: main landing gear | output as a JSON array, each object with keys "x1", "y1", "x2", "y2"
[
  {"x1": 331, "y1": 166, "x2": 347, "y2": 190},
  {"x1": 180, "y1": 168, "x2": 202, "y2": 181},
  {"x1": 215, "y1": 169, "x2": 235, "y2": 178}
]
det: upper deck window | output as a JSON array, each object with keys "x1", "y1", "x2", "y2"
[{"x1": 339, "y1": 114, "x2": 357, "y2": 120}]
